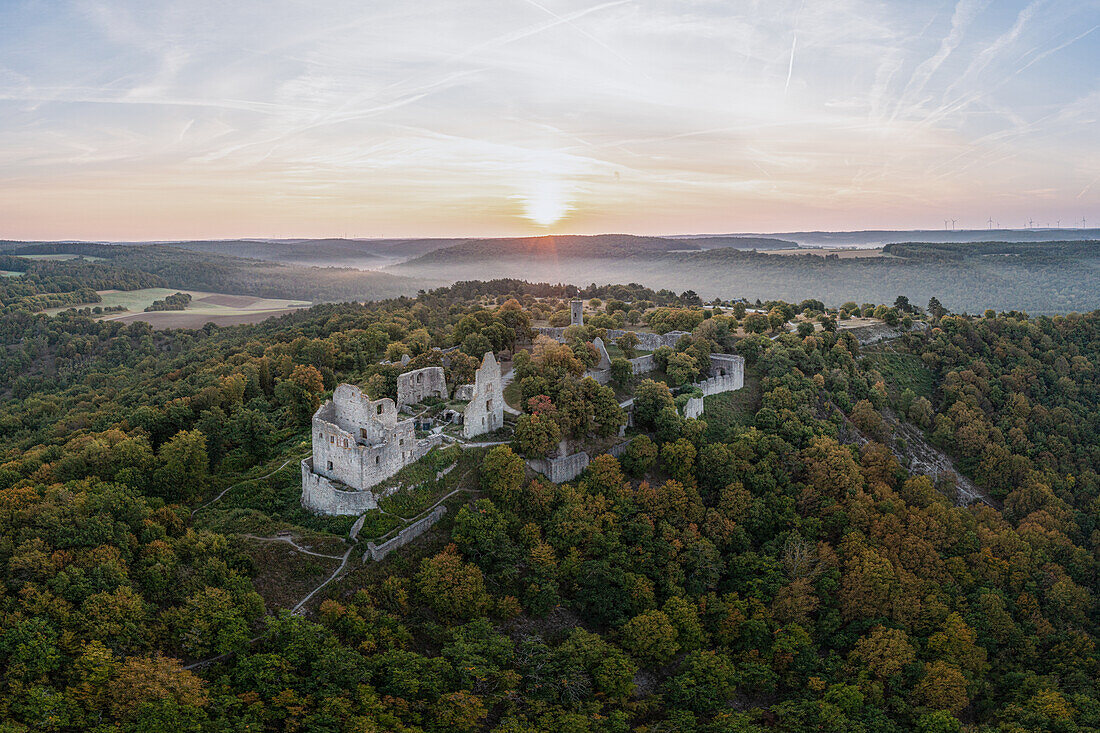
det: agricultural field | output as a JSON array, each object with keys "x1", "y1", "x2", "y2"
[
  {"x1": 46, "y1": 287, "x2": 311, "y2": 327},
  {"x1": 0, "y1": 270, "x2": 20, "y2": 277}
]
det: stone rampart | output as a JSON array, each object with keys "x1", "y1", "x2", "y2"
[
  {"x1": 683, "y1": 396, "x2": 705, "y2": 419},
  {"x1": 696, "y1": 373, "x2": 743, "y2": 396},
  {"x1": 527, "y1": 451, "x2": 590, "y2": 483},
  {"x1": 605, "y1": 441, "x2": 630, "y2": 459},
  {"x1": 364, "y1": 506, "x2": 447, "y2": 561},
  {"x1": 585, "y1": 369, "x2": 612, "y2": 385},
  {"x1": 628, "y1": 354, "x2": 655, "y2": 374},
  {"x1": 536, "y1": 327, "x2": 687, "y2": 352}
]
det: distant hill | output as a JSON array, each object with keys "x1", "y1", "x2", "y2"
[
  {"x1": 166, "y1": 239, "x2": 386, "y2": 265},
  {"x1": 736, "y1": 228, "x2": 1100, "y2": 247},
  {"x1": 402, "y1": 234, "x2": 704, "y2": 266},
  {"x1": 393, "y1": 238, "x2": 1100, "y2": 313},
  {"x1": 671, "y1": 235, "x2": 797, "y2": 250},
  {"x1": 0, "y1": 241, "x2": 430, "y2": 302}
]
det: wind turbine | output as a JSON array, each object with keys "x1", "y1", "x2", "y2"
[
  {"x1": 944, "y1": 219, "x2": 949, "y2": 230},
  {"x1": 1028, "y1": 218, "x2": 1034, "y2": 229},
  {"x1": 951, "y1": 219, "x2": 957, "y2": 231},
  {"x1": 987, "y1": 217, "x2": 993, "y2": 230}
]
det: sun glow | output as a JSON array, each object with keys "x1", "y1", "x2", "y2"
[{"x1": 520, "y1": 179, "x2": 573, "y2": 227}]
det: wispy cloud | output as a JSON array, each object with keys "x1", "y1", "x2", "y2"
[{"x1": 0, "y1": 0, "x2": 1096, "y2": 238}]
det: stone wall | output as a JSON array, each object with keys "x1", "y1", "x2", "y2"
[
  {"x1": 535, "y1": 327, "x2": 687, "y2": 352},
  {"x1": 363, "y1": 505, "x2": 447, "y2": 561},
  {"x1": 683, "y1": 396, "x2": 704, "y2": 419},
  {"x1": 301, "y1": 458, "x2": 380, "y2": 515},
  {"x1": 841, "y1": 320, "x2": 930, "y2": 345},
  {"x1": 463, "y1": 352, "x2": 505, "y2": 439},
  {"x1": 397, "y1": 366, "x2": 447, "y2": 406},
  {"x1": 606, "y1": 441, "x2": 630, "y2": 459},
  {"x1": 628, "y1": 354, "x2": 655, "y2": 374},
  {"x1": 696, "y1": 372, "x2": 744, "y2": 396},
  {"x1": 604, "y1": 329, "x2": 688, "y2": 351},
  {"x1": 527, "y1": 451, "x2": 590, "y2": 483},
  {"x1": 534, "y1": 326, "x2": 565, "y2": 341},
  {"x1": 585, "y1": 369, "x2": 612, "y2": 385},
  {"x1": 708, "y1": 353, "x2": 743, "y2": 378}
]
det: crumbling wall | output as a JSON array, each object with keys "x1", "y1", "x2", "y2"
[
  {"x1": 397, "y1": 367, "x2": 447, "y2": 406},
  {"x1": 527, "y1": 451, "x2": 590, "y2": 483},
  {"x1": 585, "y1": 369, "x2": 612, "y2": 385},
  {"x1": 629, "y1": 354, "x2": 655, "y2": 374},
  {"x1": 682, "y1": 396, "x2": 704, "y2": 419},
  {"x1": 301, "y1": 458, "x2": 380, "y2": 515},
  {"x1": 592, "y1": 336, "x2": 612, "y2": 370},
  {"x1": 604, "y1": 329, "x2": 687, "y2": 351},
  {"x1": 708, "y1": 353, "x2": 743, "y2": 378},
  {"x1": 696, "y1": 373, "x2": 743, "y2": 396},
  {"x1": 463, "y1": 352, "x2": 504, "y2": 439},
  {"x1": 363, "y1": 506, "x2": 447, "y2": 561}
]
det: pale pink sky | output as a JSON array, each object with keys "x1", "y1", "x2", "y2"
[{"x1": 1, "y1": 0, "x2": 1097, "y2": 240}]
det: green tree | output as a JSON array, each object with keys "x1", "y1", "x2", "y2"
[
  {"x1": 633, "y1": 379, "x2": 675, "y2": 430},
  {"x1": 155, "y1": 430, "x2": 208, "y2": 502}
]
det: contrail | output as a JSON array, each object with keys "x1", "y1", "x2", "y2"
[{"x1": 784, "y1": 35, "x2": 797, "y2": 96}]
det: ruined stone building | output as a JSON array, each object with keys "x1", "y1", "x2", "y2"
[
  {"x1": 462, "y1": 351, "x2": 504, "y2": 438},
  {"x1": 397, "y1": 366, "x2": 447, "y2": 407},
  {"x1": 302, "y1": 384, "x2": 441, "y2": 515}
]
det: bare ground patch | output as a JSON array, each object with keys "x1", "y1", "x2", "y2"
[{"x1": 241, "y1": 537, "x2": 342, "y2": 612}]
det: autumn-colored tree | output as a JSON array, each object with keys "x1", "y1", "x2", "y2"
[
  {"x1": 633, "y1": 379, "x2": 675, "y2": 430},
  {"x1": 512, "y1": 413, "x2": 561, "y2": 458},
  {"x1": 416, "y1": 544, "x2": 490, "y2": 621},
  {"x1": 848, "y1": 626, "x2": 915, "y2": 681},
  {"x1": 106, "y1": 655, "x2": 208, "y2": 721},
  {"x1": 802, "y1": 436, "x2": 863, "y2": 501},
  {"x1": 481, "y1": 445, "x2": 525, "y2": 507},
  {"x1": 616, "y1": 331, "x2": 640, "y2": 359},
  {"x1": 620, "y1": 434, "x2": 658, "y2": 477},
  {"x1": 913, "y1": 661, "x2": 969, "y2": 714},
  {"x1": 619, "y1": 609, "x2": 679, "y2": 665}
]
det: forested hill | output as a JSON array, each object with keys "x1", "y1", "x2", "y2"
[
  {"x1": 394, "y1": 239, "x2": 1100, "y2": 314},
  {"x1": 402, "y1": 233, "x2": 704, "y2": 264},
  {"x1": 1, "y1": 280, "x2": 1098, "y2": 730},
  {"x1": 0, "y1": 242, "x2": 430, "y2": 303}
]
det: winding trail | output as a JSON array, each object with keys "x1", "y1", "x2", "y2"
[
  {"x1": 292, "y1": 545, "x2": 354, "y2": 615},
  {"x1": 240, "y1": 534, "x2": 345, "y2": 560},
  {"x1": 500, "y1": 364, "x2": 522, "y2": 416},
  {"x1": 191, "y1": 452, "x2": 309, "y2": 518}
]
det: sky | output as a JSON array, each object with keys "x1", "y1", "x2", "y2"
[{"x1": 0, "y1": 0, "x2": 1098, "y2": 240}]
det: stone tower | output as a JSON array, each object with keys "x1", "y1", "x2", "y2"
[{"x1": 570, "y1": 299, "x2": 584, "y2": 326}]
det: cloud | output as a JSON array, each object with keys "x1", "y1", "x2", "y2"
[{"x1": 0, "y1": 0, "x2": 1096, "y2": 239}]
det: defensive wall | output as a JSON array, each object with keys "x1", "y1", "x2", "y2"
[{"x1": 363, "y1": 505, "x2": 447, "y2": 562}]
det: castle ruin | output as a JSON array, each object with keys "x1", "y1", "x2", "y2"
[
  {"x1": 462, "y1": 351, "x2": 504, "y2": 438},
  {"x1": 397, "y1": 366, "x2": 447, "y2": 407},
  {"x1": 302, "y1": 384, "x2": 442, "y2": 515}
]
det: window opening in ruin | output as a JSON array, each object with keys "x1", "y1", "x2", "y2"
[{"x1": 327, "y1": 460, "x2": 333, "y2": 471}]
